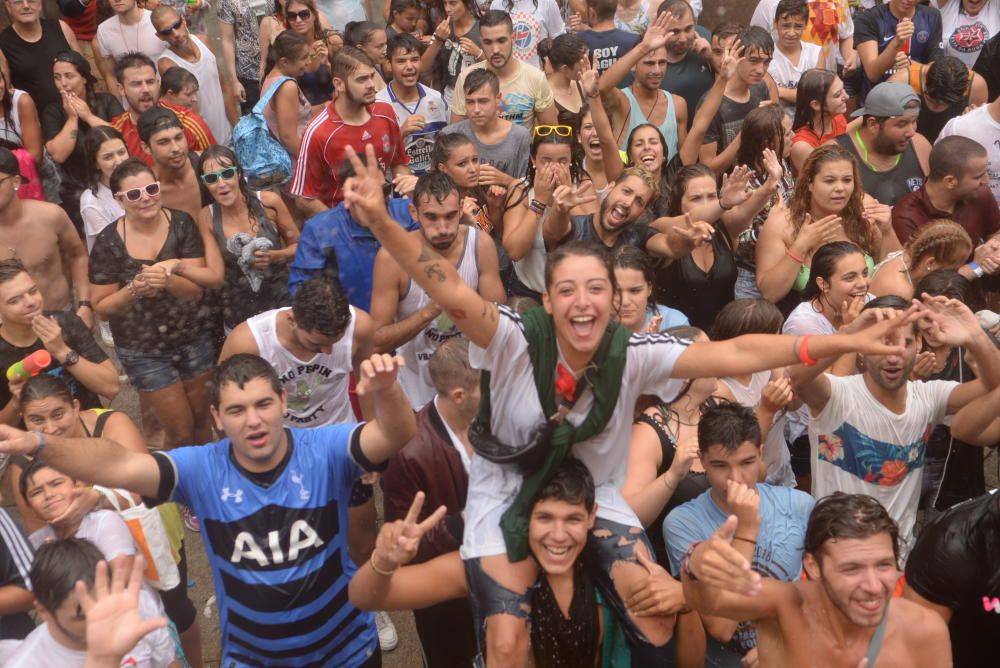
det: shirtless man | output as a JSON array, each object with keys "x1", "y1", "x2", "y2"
[
  {"x1": 682, "y1": 493, "x2": 952, "y2": 668},
  {"x1": 137, "y1": 106, "x2": 203, "y2": 220},
  {"x1": 0, "y1": 148, "x2": 91, "y2": 326}
]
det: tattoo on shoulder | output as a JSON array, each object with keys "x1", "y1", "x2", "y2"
[
  {"x1": 424, "y1": 263, "x2": 446, "y2": 283},
  {"x1": 417, "y1": 242, "x2": 443, "y2": 264}
]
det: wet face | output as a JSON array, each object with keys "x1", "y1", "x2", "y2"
[
  {"x1": 699, "y1": 441, "x2": 761, "y2": 504},
  {"x1": 414, "y1": 190, "x2": 462, "y2": 250},
  {"x1": 601, "y1": 175, "x2": 653, "y2": 232},
  {"x1": 739, "y1": 47, "x2": 772, "y2": 86},
  {"x1": 861, "y1": 319, "x2": 918, "y2": 391},
  {"x1": 679, "y1": 175, "x2": 719, "y2": 214},
  {"x1": 629, "y1": 127, "x2": 665, "y2": 172},
  {"x1": 146, "y1": 126, "x2": 189, "y2": 170},
  {"x1": 0, "y1": 271, "x2": 42, "y2": 324},
  {"x1": 52, "y1": 61, "x2": 87, "y2": 97},
  {"x1": 95, "y1": 138, "x2": 129, "y2": 183},
  {"x1": 543, "y1": 254, "x2": 615, "y2": 359},
  {"x1": 816, "y1": 252, "x2": 869, "y2": 308},
  {"x1": 808, "y1": 533, "x2": 899, "y2": 628},
  {"x1": 393, "y1": 7, "x2": 420, "y2": 32},
  {"x1": 118, "y1": 65, "x2": 160, "y2": 114},
  {"x1": 22, "y1": 396, "x2": 80, "y2": 439},
  {"x1": 439, "y1": 143, "x2": 480, "y2": 189},
  {"x1": 808, "y1": 159, "x2": 855, "y2": 212},
  {"x1": 824, "y1": 77, "x2": 849, "y2": 115},
  {"x1": 635, "y1": 47, "x2": 669, "y2": 90},
  {"x1": 613, "y1": 266, "x2": 651, "y2": 332},
  {"x1": 528, "y1": 497, "x2": 595, "y2": 576},
  {"x1": 115, "y1": 171, "x2": 163, "y2": 220},
  {"x1": 200, "y1": 157, "x2": 241, "y2": 207},
  {"x1": 665, "y1": 11, "x2": 696, "y2": 57},
  {"x1": 480, "y1": 23, "x2": 513, "y2": 71},
  {"x1": 953, "y1": 155, "x2": 990, "y2": 199},
  {"x1": 774, "y1": 13, "x2": 806, "y2": 51},
  {"x1": 153, "y1": 11, "x2": 187, "y2": 49},
  {"x1": 464, "y1": 84, "x2": 500, "y2": 128},
  {"x1": 291, "y1": 315, "x2": 345, "y2": 354},
  {"x1": 389, "y1": 47, "x2": 422, "y2": 88},
  {"x1": 337, "y1": 62, "x2": 379, "y2": 106},
  {"x1": 579, "y1": 112, "x2": 601, "y2": 161},
  {"x1": 871, "y1": 115, "x2": 917, "y2": 155},
  {"x1": 24, "y1": 466, "x2": 75, "y2": 522},
  {"x1": 210, "y1": 377, "x2": 289, "y2": 469}
]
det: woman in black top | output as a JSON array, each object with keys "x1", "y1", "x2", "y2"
[
  {"x1": 88, "y1": 158, "x2": 215, "y2": 451},
  {"x1": 621, "y1": 326, "x2": 714, "y2": 569},
  {"x1": 196, "y1": 145, "x2": 299, "y2": 332},
  {"x1": 653, "y1": 164, "x2": 737, "y2": 331},
  {"x1": 541, "y1": 34, "x2": 589, "y2": 135},
  {"x1": 424, "y1": 0, "x2": 481, "y2": 107},
  {"x1": 43, "y1": 51, "x2": 123, "y2": 233}
]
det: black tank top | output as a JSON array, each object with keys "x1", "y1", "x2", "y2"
[
  {"x1": 553, "y1": 81, "x2": 587, "y2": 135},
  {"x1": 834, "y1": 133, "x2": 924, "y2": 206},
  {"x1": 917, "y1": 92, "x2": 969, "y2": 143},
  {"x1": 0, "y1": 20, "x2": 71, "y2": 111},
  {"x1": 654, "y1": 222, "x2": 737, "y2": 331}
]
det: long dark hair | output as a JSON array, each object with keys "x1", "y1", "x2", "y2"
[
  {"x1": 792, "y1": 68, "x2": 838, "y2": 134},
  {"x1": 0, "y1": 70, "x2": 22, "y2": 150},
  {"x1": 53, "y1": 50, "x2": 98, "y2": 108},
  {"x1": 283, "y1": 0, "x2": 323, "y2": 39},
  {"x1": 510, "y1": 129, "x2": 589, "y2": 212},
  {"x1": 197, "y1": 144, "x2": 262, "y2": 236},
  {"x1": 802, "y1": 241, "x2": 865, "y2": 302},
  {"x1": 626, "y1": 124, "x2": 672, "y2": 211},
  {"x1": 265, "y1": 29, "x2": 311, "y2": 78},
  {"x1": 667, "y1": 164, "x2": 716, "y2": 217},
  {"x1": 83, "y1": 126, "x2": 127, "y2": 194},
  {"x1": 736, "y1": 105, "x2": 785, "y2": 176},
  {"x1": 613, "y1": 244, "x2": 660, "y2": 314}
]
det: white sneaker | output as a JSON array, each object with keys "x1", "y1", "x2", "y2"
[
  {"x1": 99, "y1": 321, "x2": 114, "y2": 347},
  {"x1": 375, "y1": 611, "x2": 398, "y2": 652}
]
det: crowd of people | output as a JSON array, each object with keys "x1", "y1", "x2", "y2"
[{"x1": 0, "y1": 0, "x2": 996, "y2": 666}]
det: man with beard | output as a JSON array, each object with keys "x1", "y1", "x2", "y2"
[
  {"x1": 109, "y1": 52, "x2": 215, "y2": 166},
  {"x1": 449, "y1": 11, "x2": 557, "y2": 131},
  {"x1": 659, "y1": 0, "x2": 714, "y2": 131},
  {"x1": 681, "y1": 493, "x2": 952, "y2": 668},
  {"x1": 833, "y1": 81, "x2": 931, "y2": 206},
  {"x1": 370, "y1": 172, "x2": 505, "y2": 408},
  {"x1": 291, "y1": 47, "x2": 411, "y2": 218},
  {"x1": 791, "y1": 295, "x2": 999, "y2": 560},
  {"x1": 138, "y1": 107, "x2": 206, "y2": 220}
]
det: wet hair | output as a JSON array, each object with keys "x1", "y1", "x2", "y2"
[
  {"x1": 774, "y1": 0, "x2": 808, "y2": 22},
  {"x1": 18, "y1": 374, "x2": 74, "y2": 410},
  {"x1": 19, "y1": 458, "x2": 65, "y2": 506},
  {"x1": 789, "y1": 145, "x2": 874, "y2": 256},
  {"x1": 697, "y1": 401, "x2": 762, "y2": 453},
  {"x1": 387, "y1": 32, "x2": 422, "y2": 61},
  {"x1": 534, "y1": 457, "x2": 595, "y2": 512},
  {"x1": 626, "y1": 125, "x2": 672, "y2": 200},
  {"x1": 431, "y1": 132, "x2": 476, "y2": 170},
  {"x1": 805, "y1": 492, "x2": 900, "y2": 565},
  {"x1": 586, "y1": 0, "x2": 617, "y2": 21},
  {"x1": 712, "y1": 20, "x2": 741, "y2": 42},
  {"x1": 197, "y1": 145, "x2": 263, "y2": 234},
  {"x1": 904, "y1": 219, "x2": 973, "y2": 272},
  {"x1": 480, "y1": 9, "x2": 513, "y2": 32},
  {"x1": 345, "y1": 20, "x2": 383, "y2": 49},
  {"x1": 30, "y1": 538, "x2": 104, "y2": 613},
  {"x1": 109, "y1": 157, "x2": 155, "y2": 195},
  {"x1": 544, "y1": 33, "x2": 588, "y2": 70},
  {"x1": 803, "y1": 241, "x2": 866, "y2": 302},
  {"x1": 160, "y1": 66, "x2": 198, "y2": 97},
  {"x1": 413, "y1": 171, "x2": 460, "y2": 209},
  {"x1": 792, "y1": 69, "x2": 840, "y2": 135},
  {"x1": 735, "y1": 104, "x2": 786, "y2": 176},
  {"x1": 613, "y1": 245, "x2": 659, "y2": 312},
  {"x1": 736, "y1": 26, "x2": 774, "y2": 58},
  {"x1": 53, "y1": 50, "x2": 98, "y2": 104},
  {"x1": 291, "y1": 278, "x2": 352, "y2": 338},
  {"x1": 915, "y1": 269, "x2": 974, "y2": 304},
  {"x1": 429, "y1": 337, "x2": 479, "y2": 393},
  {"x1": 863, "y1": 294, "x2": 909, "y2": 312},
  {"x1": 463, "y1": 67, "x2": 499, "y2": 96},
  {"x1": 544, "y1": 240, "x2": 615, "y2": 292},
  {"x1": 924, "y1": 56, "x2": 969, "y2": 106},
  {"x1": 657, "y1": 0, "x2": 694, "y2": 20},
  {"x1": 711, "y1": 298, "x2": 784, "y2": 340},
  {"x1": 211, "y1": 354, "x2": 284, "y2": 408},
  {"x1": 525, "y1": 127, "x2": 587, "y2": 192},
  {"x1": 113, "y1": 51, "x2": 156, "y2": 83},
  {"x1": 265, "y1": 29, "x2": 310, "y2": 75},
  {"x1": 667, "y1": 164, "x2": 716, "y2": 217},
  {"x1": 929, "y1": 135, "x2": 988, "y2": 181},
  {"x1": 617, "y1": 164, "x2": 660, "y2": 204},
  {"x1": 0, "y1": 258, "x2": 28, "y2": 285},
  {"x1": 332, "y1": 46, "x2": 376, "y2": 81}
]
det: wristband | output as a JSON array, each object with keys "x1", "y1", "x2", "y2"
[
  {"x1": 968, "y1": 261, "x2": 985, "y2": 278},
  {"x1": 126, "y1": 280, "x2": 138, "y2": 299},
  {"x1": 718, "y1": 195, "x2": 735, "y2": 211},
  {"x1": 785, "y1": 248, "x2": 806, "y2": 264},
  {"x1": 78, "y1": 300, "x2": 93, "y2": 310},
  {"x1": 797, "y1": 335, "x2": 818, "y2": 366},
  {"x1": 31, "y1": 431, "x2": 46, "y2": 459},
  {"x1": 529, "y1": 199, "x2": 548, "y2": 215},
  {"x1": 733, "y1": 535, "x2": 756, "y2": 546},
  {"x1": 679, "y1": 540, "x2": 704, "y2": 581},
  {"x1": 369, "y1": 551, "x2": 397, "y2": 576}
]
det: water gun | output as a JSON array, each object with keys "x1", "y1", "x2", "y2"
[{"x1": 6, "y1": 350, "x2": 52, "y2": 382}]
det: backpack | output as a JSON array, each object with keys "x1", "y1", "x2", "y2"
[{"x1": 232, "y1": 76, "x2": 294, "y2": 188}]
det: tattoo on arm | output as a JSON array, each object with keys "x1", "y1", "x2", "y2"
[
  {"x1": 424, "y1": 263, "x2": 446, "y2": 282},
  {"x1": 70, "y1": 130, "x2": 78, "y2": 139}
]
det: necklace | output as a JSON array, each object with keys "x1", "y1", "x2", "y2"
[
  {"x1": 117, "y1": 14, "x2": 140, "y2": 54},
  {"x1": 854, "y1": 129, "x2": 900, "y2": 172},
  {"x1": 639, "y1": 88, "x2": 660, "y2": 121}
]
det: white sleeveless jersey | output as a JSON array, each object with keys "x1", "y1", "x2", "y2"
[
  {"x1": 396, "y1": 226, "x2": 480, "y2": 408},
  {"x1": 246, "y1": 307, "x2": 356, "y2": 427}
]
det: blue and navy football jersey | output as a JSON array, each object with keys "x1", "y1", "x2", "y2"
[{"x1": 160, "y1": 424, "x2": 377, "y2": 667}]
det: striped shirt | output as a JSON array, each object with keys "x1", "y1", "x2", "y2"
[
  {"x1": 111, "y1": 101, "x2": 216, "y2": 167},
  {"x1": 290, "y1": 100, "x2": 408, "y2": 207},
  {"x1": 0, "y1": 507, "x2": 34, "y2": 640}
]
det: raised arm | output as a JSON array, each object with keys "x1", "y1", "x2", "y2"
[
  {"x1": 621, "y1": 416, "x2": 697, "y2": 527},
  {"x1": 598, "y1": 11, "x2": 672, "y2": 93},
  {"x1": 356, "y1": 354, "x2": 418, "y2": 465}
]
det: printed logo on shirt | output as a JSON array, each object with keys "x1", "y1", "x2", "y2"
[
  {"x1": 906, "y1": 176, "x2": 925, "y2": 193},
  {"x1": 916, "y1": 29, "x2": 930, "y2": 44},
  {"x1": 500, "y1": 92, "x2": 537, "y2": 126},
  {"x1": 510, "y1": 13, "x2": 541, "y2": 60},
  {"x1": 290, "y1": 470, "x2": 311, "y2": 501},
  {"x1": 362, "y1": 130, "x2": 372, "y2": 140},
  {"x1": 983, "y1": 596, "x2": 1000, "y2": 613},
  {"x1": 816, "y1": 421, "x2": 930, "y2": 486},
  {"x1": 593, "y1": 45, "x2": 621, "y2": 72},
  {"x1": 221, "y1": 487, "x2": 244, "y2": 504},
  {"x1": 950, "y1": 23, "x2": 989, "y2": 53}
]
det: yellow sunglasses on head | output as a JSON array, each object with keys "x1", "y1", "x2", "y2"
[{"x1": 533, "y1": 124, "x2": 573, "y2": 138}]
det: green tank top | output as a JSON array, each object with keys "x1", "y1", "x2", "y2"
[{"x1": 793, "y1": 254, "x2": 876, "y2": 292}]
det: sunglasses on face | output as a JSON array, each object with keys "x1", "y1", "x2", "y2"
[
  {"x1": 200, "y1": 166, "x2": 239, "y2": 184},
  {"x1": 287, "y1": 8, "x2": 312, "y2": 21},
  {"x1": 533, "y1": 124, "x2": 573, "y2": 138},
  {"x1": 156, "y1": 18, "x2": 183, "y2": 36},
  {"x1": 116, "y1": 182, "x2": 161, "y2": 201}
]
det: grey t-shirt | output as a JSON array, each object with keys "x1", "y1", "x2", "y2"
[{"x1": 441, "y1": 120, "x2": 531, "y2": 180}]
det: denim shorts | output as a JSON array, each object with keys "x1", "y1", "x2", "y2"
[{"x1": 116, "y1": 335, "x2": 216, "y2": 392}]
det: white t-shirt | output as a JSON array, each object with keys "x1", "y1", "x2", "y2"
[
  {"x1": 96, "y1": 10, "x2": 167, "y2": 62},
  {"x1": 461, "y1": 306, "x2": 688, "y2": 558},
  {"x1": 6, "y1": 590, "x2": 175, "y2": 668},
  {"x1": 937, "y1": 103, "x2": 1000, "y2": 206},
  {"x1": 808, "y1": 374, "x2": 958, "y2": 560},
  {"x1": 488, "y1": 0, "x2": 565, "y2": 69},
  {"x1": 750, "y1": 0, "x2": 854, "y2": 70},
  {"x1": 782, "y1": 300, "x2": 838, "y2": 442},
  {"x1": 769, "y1": 42, "x2": 822, "y2": 120},
  {"x1": 158, "y1": 36, "x2": 232, "y2": 144},
  {"x1": 934, "y1": 0, "x2": 1000, "y2": 67},
  {"x1": 30, "y1": 511, "x2": 136, "y2": 559},
  {"x1": 79, "y1": 183, "x2": 124, "y2": 253},
  {"x1": 375, "y1": 83, "x2": 449, "y2": 175}
]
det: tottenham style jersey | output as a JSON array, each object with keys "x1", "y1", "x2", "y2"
[{"x1": 376, "y1": 83, "x2": 449, "y2": 175}]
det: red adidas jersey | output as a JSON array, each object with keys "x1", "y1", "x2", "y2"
[
  {"x1": 290, "y1": 99, "x2": 408, "y2": 207},
  {"x1": 111, "y1": 101, "x2": 216, "y2": 167}
]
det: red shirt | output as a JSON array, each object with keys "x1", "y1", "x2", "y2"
[
  {"x1": 290, "y1": 99, "x2": 408, "y2": 207},
  {"x1": 111, "y1": 101, "x2": 216, "y2": 167},
  {"x1": 792, "y1": 114, "x2": 848, "y2": 149},
  {"x1": 892, "y1": 183, "x2": 1000, "y2": 245}
]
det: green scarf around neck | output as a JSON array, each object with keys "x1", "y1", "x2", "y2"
[{"x1": 477, "y1": 307, "x2": 631, "y2": 561}]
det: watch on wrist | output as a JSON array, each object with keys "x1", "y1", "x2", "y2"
[
  {"x1": 78, "y1": 300, "x2": 93, "y2": 310},
  {"x1": 62, "y1": 350, "x2": 80, "y2": 367}
]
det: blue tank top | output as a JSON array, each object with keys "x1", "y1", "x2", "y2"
[{"x1": 619, "y1": 88, "x2": 679, "y2": 158}]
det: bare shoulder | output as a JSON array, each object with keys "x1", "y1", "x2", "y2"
[{"x1": 892, "y1": 596, "x2": 953, "y2": 666}]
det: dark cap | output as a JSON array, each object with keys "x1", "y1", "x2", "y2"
[
  {"x1": 0, "y1": 147, "x2": 28, "y2": 183},
  {"x1": 850, "y1": 82, "x2": 922, "y2": 118},
  {"x1": 137, "y1": 105, "x2": 182, "y2": 144}
]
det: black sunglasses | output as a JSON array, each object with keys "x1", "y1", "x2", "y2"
[
  {"x1": 286, "y1": 8, "x2": 312, "y2": 21},
  {"x1": 156, "y1": 18, "x2": 183, "y2": 36}
]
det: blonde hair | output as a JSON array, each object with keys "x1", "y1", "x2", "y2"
[
  {"x1": 617, "y1": 164, "x2": 660, "y2": 203},
  {"x1": 905, "y1": 219, "x2": 973, "y2": 270}
]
